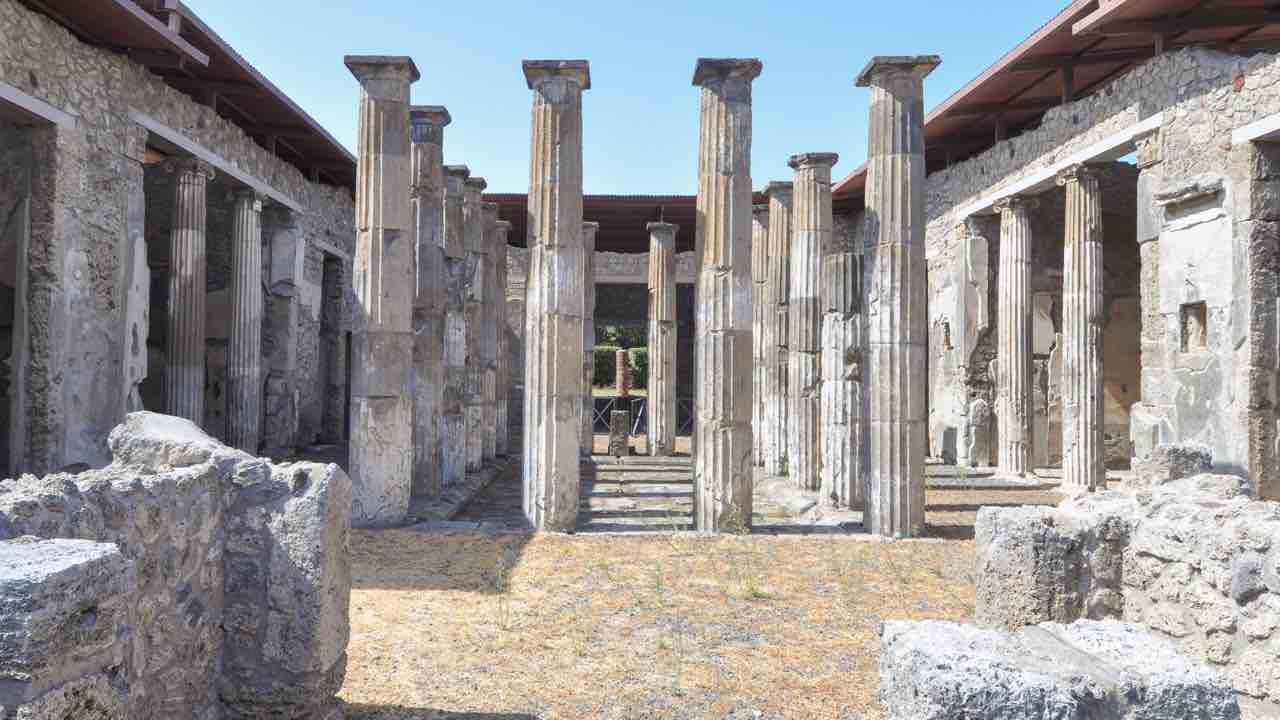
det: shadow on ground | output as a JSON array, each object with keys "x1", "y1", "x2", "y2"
[
  {"x1": 349, "y1": 528, "x2": 534, "y2": 594},
  {"x1": 344, "y1": 704, "x2": 536, "y2": 720}
]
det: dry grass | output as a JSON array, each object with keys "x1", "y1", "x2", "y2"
[{"x1": 339, "y1": 529, "x2": 981, "y2": 720}]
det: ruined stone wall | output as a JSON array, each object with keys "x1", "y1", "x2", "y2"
[
  {"x1": 0, "y1": 118, "x2": 30, "y2": 480},
  {"x1": 921, "y1": 46, "x2": 1280, "y2": 483},
  {"x1": 0, "y1": 0, "x2": 354, "y2": 470}
]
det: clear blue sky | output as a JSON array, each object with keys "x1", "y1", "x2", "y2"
[{"x1": 187, "y1": 0, "x2": 1066, "y2": 194}]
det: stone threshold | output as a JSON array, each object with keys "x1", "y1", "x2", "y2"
[{"x1": 407, "y1": 457, "x2": 513, "y2": 526}]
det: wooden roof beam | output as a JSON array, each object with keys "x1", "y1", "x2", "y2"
[
  {"x1": 949, "y1": 97, "x2": 1058, "y2": 117},
  {"x1": 1083, "y1": 9, "x2": 1280, "y2": 36},
  {"x1": 1010, "y1": 47, "x2": 1154, "y2": 71}
]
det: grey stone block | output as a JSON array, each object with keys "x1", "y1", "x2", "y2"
[
  {"x1": 1130, "y1": 442, "x2": 1214, "y2": 491},
  {"x1": 880, "y1": 619, "x2": 1240, "y2": 720}
]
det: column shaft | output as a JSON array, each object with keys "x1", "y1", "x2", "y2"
[
  {"x1": 582, "y1": 222, "x2": 599, "y2": 454},
  {"x1": 751, "y1": 205, "x2": 769, "y2": 466},
  {"x1": 692, "y1": 58, "x2": 762, "y2": 532},
  {"x1": 164, "y1": 158, "x2": 214, "y2": 423},
  {"x1": 859, "y1": 55, "x2": 939, "y2": 538},
  {"x1": 522, "y1": 60, "x2": 590, "y2": 531},
  {"x1": 647, "y1": 222, "x2": 678, "y2": 457},
  {"x1": 411, "y1": 106, "x2": 449, "y2": 498},
  {"x1": 227, "y1": 189, "x2": 263, "y2": 453},
  {"x1": 995, "y1": 197, "x2": 1035, "y2": 477},
  {"x1": 1059, "y1": 165, "x2": 1105, "y2": 491},
  {"x1": 494, "y1": 221, "x2": 513, "y2": 456},
  {"x1": 763, "y1": 183, "x2": 793, "y2": 477},
  {"x1": 481, "y1": 201, "x2": 499, "y2": 463},
  {"x1": 442, "y1": 165, "x2": 470, "y2": 488},
  {"x1": 462, "y1": 177, "x2": 488, "y2": 471}
]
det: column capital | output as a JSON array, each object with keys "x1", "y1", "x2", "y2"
[
  {"x1": 787, "y1": 152, "x2": 840, "y2": 171},
  {"x1": 444, "y1": 164, "x2": 471, "y2": 180},
  {"x1": 583, "y1": 221, "x2": 600, "y2": 233},
  {"x1": 855, "y1": 55, "x2": 941, "y2": 87},
  {"x1": 164, "y1": 156, "x2": 215, "y2": 180},
  {"x1": 233, "y1": 187, "x2": 265, "y2": 211},
  {"x1": 409, "y1": 105, "x2": 451, "y2": 128},
  {"x1": 753, "y1": 203, "x2": 769, "y2": 215},
  {"x1": 1134, "y1": 129, "x2": 1163, "y2": 170},
  {"x1": 344, "y1": 55, "x2": 420, "y2": 89},
  {"x1": 765, "y1": 180, "x2": 793, "y2": 199},
  {"x1": 1056, "y1": 163, "x2": 1106, "y2": 186},
  {"x1": 993, "y1": 195, "x2": 1038, "y2": 215},
  {"x1": 495, "y1": 220, "x2": 512, "y2": 235},
  {"x1": 646, "y1": 221, "x2": 679, "y2": 235},
  {"x1": 464, "y1": 176, "x2": 488, "y2": 192},
  {"x1": 522, "y1": 59, "x2": 591, "y2": 90},
  {"x1": 482, "y1": 201, "x2": 499, "y2": 217},
  {"x1": 692, "y1": 58, "x2": 762, "y2": 87}
]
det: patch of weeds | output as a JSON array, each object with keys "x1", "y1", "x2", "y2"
[
  {"x1": 719, "y1": 501, "x2": 750, "y2": 535},
  {"x1": 488, "y1": 544, "x2": 520, "y2": 631}
]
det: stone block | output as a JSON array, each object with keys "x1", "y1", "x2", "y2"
[
  {"x1": 880, "y1": 619, "x2": 1240, "y2": 720},
  {"x1": 609, "y1": 410, "x2": 631, "y2": 457},
  {"x1": 107, "y1": 410, "x2": 248, "y2": 470},
  {"x1": 1130, "y1": 442, "x2": 1214, "y2": 490}
]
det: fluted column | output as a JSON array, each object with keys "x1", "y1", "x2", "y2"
[
  {"x1": 463, "y1": 176, "x2": 488, "y2": 472},
  {"x1": 494, "y1": 219, "x2": 513, "y2": 456},
  {"x1": 647, "y1": 222, "x2": 678, "y2": 457},
  {"x1": 858, "y1": 55, "x2": 939, "y2": 538},
  {"x1": 751, "y1": 204, "x2": 770, "y2": 466},
  {"x1": 788, "y1": 153, "x2": 836, "y2": 492},
  {"x1": 481, "y1": 201, "x2": 500, "y2": 463},
  {"x1": 692, "y1": 58, "x2": 762, "y2": 533},
  {"x1": 763, "y1": 182, "x2": 793, "y2": 477},
  {"x1": 226, "y1": 188, "x2": 263, "y2": 452},
  {"x1": 1058, "y1": 164, "x2": 1105, "y2": 492},
  {"x1": 442, "y1": 165, "x2": 470, "y2": 488},
  {"x1": 345, "y1": 55, "x2": 419, "y2": 527},
  {"x1": 411, "y1": 105, "x2": 450, "y2": 498},
  {"x1": 994, "y1": 196, "x2": 1035, "y2": 478},
  {"x1": 164, "y1": 157, "x2": 214, "y2": 424},
  {"x1": 581, "y1": 221, "x2": 599, "y2": 455},
  {"x1": 522, "y1": 59, "x2": 590, "y2": 531}
]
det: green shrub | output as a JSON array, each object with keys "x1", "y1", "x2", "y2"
[
  {"x1": 628, "y1": 348, "x2": 649, "y2": 390},
  {"x1": 593, "y1": 346, "x2": 619, "y2": 387}
]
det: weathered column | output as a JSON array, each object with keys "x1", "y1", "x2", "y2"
[
  {"x1": 522, "y1": 59, "x2": 589, "y2": 531},
  {"x1": 345, "y1": 55, "x2": 419, "y2": 527},
  {"x1": 763, "y1": 182, "x2": 793, "y2": 477},
  {"x1": 1058, "y1": 164, "x2": 1105, "y2": 492},
  {"x1": 494, "y1": 219, "x2": 513, "y2": 456},
  {"x1": 410, "y1": 105, "x2": 450, "y2": 498},
  {"x1": 463, "y1": 176, "x2": 488, "y2": 472},
  {"x1": 581, "y1": 221, "x2": 599, "y2": 454},
  {"x1": 226, "y1": 188, "x2": 263, "y2": 453},
  {"x1": 164, "y1": 157, "x2": 214, "y2": 423},
  {"x1": 647, "y1": 222, "x2": 679, "y2": 457},
  {"x1": 858, "y1": 55, "x2": 939, "y2": 538},
  {"x1": 442, "y1": 164, "x2": 470, "y2": 488},
  {"x1": 751, "y1": 203, "x2": 770, "y2": 466},
  {"x1": 481, "y1": 200, "x2": 500, "y2": 463},
  {"x1": 994, "y1": 196, "x2": 1035, "y2": 478},
  {"x1": 614, "y1": 349, "x2": 631, "y2": 397},
  {"x1": 788, "y1": 153, "x2": 837, "y2": 492},
  {"x1": 692, "y1": 58, "x2": 761, "y2": 533}
]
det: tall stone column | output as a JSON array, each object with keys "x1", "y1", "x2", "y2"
[
  {"x1": 494, "y1": 219, "x2": 513, "y2": 456},
  {"x1": 994, "y1": 196, "x2": 1035, "y2": 478},
  {"x1": 410, "y1": 105, "x2": 450, "y2": 498},
  {"x1": 751, "y1": 204, "x2": 770, "y2": 466},
  {"x1": 164, "y1": 157, "x2": 214, "y2": 423},
  {"x1": 858, "y1": 55, "x2": 939, "y2": 538},
  {"x1": 647, "y1": 222, "x2": 679, "y2": 457},
  {"x1": 463, "y1": 176, "x2": 488, "y2": 472},
  {"x1": 442, "y1": 165, "x2": 470, "y2": 488},
  {"x1": 788, "y1": 153, "x2": 837, "y2": 492},
  {"x1": 522, "y1": 59, "x2": 589, "y2": 531},
  {"x1": 1058, "y1": 164, "x2": 1105, "y2": 492},
  {"x1": 692, "y1": 58, "x2": 761, "y2": 533},
  {"x1": 481, "y1": 200, "x2": 500, "y2": 463},
  {"x1": 581, "y1": 221, "x2": 599, "y2": 455},
  {"x1": 345, "y1": 55, "x2": 419, "y2": 528},
  {"x1": 226, "y1": 188, "x2": 263, "y2": 453},
  {"x1": 763, "y1": 181, "x2": 793, "y2": 477}
]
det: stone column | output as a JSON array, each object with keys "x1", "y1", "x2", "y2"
[
  {"x1": 522, "y1": 59, "x2": 589, "y2": 531},
  {"x1": 751, "y1": 203, "x2": 770, "y2": 466},
  {"x1": 993, "y1": 197, "x2": 1035, "y2": 478},
  {"x1": 1130, "y1": 130, "x2": 1168, "y2": 462},
  {"x1": 763, "y1": 182, "x2": 793, "y2": 477},
  {"x1": 410, "y1": 105, "x2": 450, "y2": 498},
  {"x1": 442, "y1": 165, "x2": 470, "y2": 488},
  {"x1": 647, "y1": 222, "x2": 678, "y2": 457},
  {"x1": 788, "y1": 153, "x2": 837, "y2": 492},
  {"x1": 581, "y1": 221, "x2": 599, "y2": 455},
  {"x1": 481, "y1": 200, "x2": 499, "y2": 463},
  {"x1": 226, "y1": 188, "x2": 263, "y2": 453},
  {"x1": 463, "y1": 176, "x2": 487, "y2": 472},
  {"x1": 494, "y1": 219, "x2": 513, "y2": 456},
  {"x1": 164, "y1": 157, "x2": 214, "y2": 423},
  {"x1": 858, "y1": 55, "x2": 939, "y2": 538},
  {"x1": 1058, "y1": 164, "x2": 1105, "y2": 492},
  {"x1": 614, "y1": 349, "x2": 631, "y2": 396},
  {"x1": 345, "y1": 55, "x2": 419, "y2": 528},
  {"x1": 692, "y1": 58, "x2": 761, "y2": 533}
]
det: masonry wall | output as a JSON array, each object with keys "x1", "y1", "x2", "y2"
[
  {"x1": 0, "y1": 118, "x2": 29, "y2": 479},
  {"x1": 0, "y1": 0, "x2": 355, "y2": 472}
]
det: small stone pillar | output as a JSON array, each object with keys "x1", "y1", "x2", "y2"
[
  {"x1": 462, "y1": 176, "x2": 488, "y2": 472},
  {"x1": 789, "y1": 153, "x2": 838, "y2": 492},
  {"x1": 614, "y1": 349, "x2": 631, "y2": 397},
  {"x1": 581, "y1": 221, "x2": 599, "y2": 455},
  {"x1": 763, "y1": 181, "x2": 794, "y2": 477},
  {"x1": 442, "y1": 164, "x2": 470, "y2": 488},
  {"x1": 410, "y1": 105, "x2": 450, "y2": 498},
  {"x1": 691, "y1": 58, "x2": 762, "y2": 533},
  {"x1": 1131, "y1": 130, "x2": 1168, "y2": 463},
  {"x1": 647, "y1": 221, "x2": 679, "y2": 457},
  {"x1": 994, "y1": 197, "x2": 1036, "y2": 478},
  {"x1": 227, "y1": 188, "x2": 264, "y2": 453},
  {"x1": 481, "y1": 200, "x2": 500, "y2": 463},
  {"x1": 751, "y1": 203, "x2": 770, "y2": 466},
  {"x1": 858, "y1": 55, "x2": 939, "y2": 538},
  {"x1": 1058, "y1": 164, "x2": 1105, "y2": 492},
  {"x1": 345, "y1": 55, "x2": 419, "y2": 527},
  {"x1": 609, "y1": 410, "x2": 631, "y2": 457},
  {"x1": 522, "y1": 59, "x2": 590, "y2": 531},
  {"x1": 494, "y1": 219, "x2": 513, "y2": 456},
  {"x1": 164, "y1": 157, "x2": 215, "y2": 424}
]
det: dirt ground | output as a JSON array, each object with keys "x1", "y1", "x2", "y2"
[{"x1": 338, "y1": 522, "x2": 998, "y2": 719}]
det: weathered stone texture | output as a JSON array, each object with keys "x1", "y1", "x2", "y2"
[
  {"x1": 581, "y1": 222, "x2": 598, "y2": 453},
  {"x1": 751, "y1": 204, "x2": 769, "y2": 467},
  {"x1": 1130, "y1": 441, "x2": 1213, "y2": 490},
  {"x1": 763, "y1": 182, "x2": 793, "y2": 477},
  {"x1": 462, "y1": 178, "x2": 488, "y2": 473},
  {"x1": 647, "y1": 222, "x2": 678, "y2": 457},
  {"x1": 994, "y1": 196, "x2": 1034, "y2": 477},
  {"x1": 442, "y1": 166, "x2": 470, "y2": 490},
  {"x1": 226, "y1": 190, "x2": 264, "y2": 454},
  {"x1": 494, "y1": 220, "x2": 513, "y2": 456},
  {"x1": 820, "y1": 192, "x2": 864, "y2": 509},
  {"x1": 609, "y1": 410, "x2": 630, "y2": 458}
]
